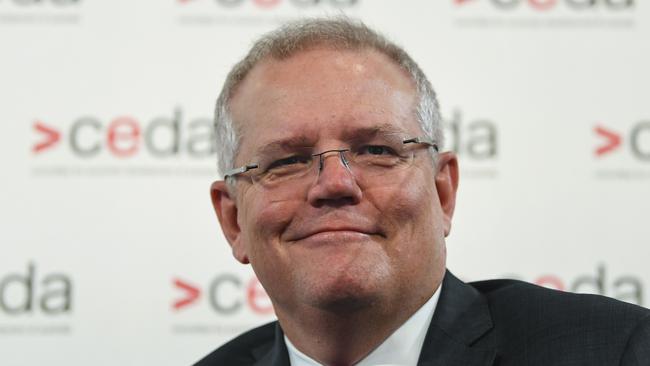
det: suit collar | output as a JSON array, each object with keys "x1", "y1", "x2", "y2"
[
  {"x1": 417, "y1": 270, "x2": 497, "y2": 366},
  {"x1": 253, "y1": 323, "x2": 290, "y2": 366},
  {"x1": 255, "y1": 270, "x2": 496, "y2": 366}
]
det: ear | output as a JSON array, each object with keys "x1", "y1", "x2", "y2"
[
  {"x1": 210, "y1": 180, "x2": 249, "y2": 264},
  {"x1": 434, "y1": 152, "x2": 459, "y2": 237}
]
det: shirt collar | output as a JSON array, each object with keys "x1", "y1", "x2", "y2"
[{"x1": 285, "y1": 285, "x2": 441, "y2": 366}]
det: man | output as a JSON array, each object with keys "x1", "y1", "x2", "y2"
[{"x1": 197, "y1": 18, "x2": 650, "y2": 366}]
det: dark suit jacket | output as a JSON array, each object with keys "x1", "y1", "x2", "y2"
[{"x1": 194, "y1": 271, "x2": 650, "y2": 365}]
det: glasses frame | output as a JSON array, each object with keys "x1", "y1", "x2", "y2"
[{"x1": 223, "y1": 135, "x2": 439, "y2": 180}]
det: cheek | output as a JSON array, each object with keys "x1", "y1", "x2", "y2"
[
  {"x1": 368, "y1": 175, "x2": 439, "y2": 230},
  {"x1": 238, "y1": 196, "x2": 302, "y2": 257},
  {"x1": 366, "y1": 173, "x2": 443, "y2": 271}
]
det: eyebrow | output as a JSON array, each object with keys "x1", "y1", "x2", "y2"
[
  {"x1": 342, "y1": 124, "x2": 406, "y2": 143},
  {"x1": 255, "y1": 135, "x2": 315, "y2": 158},
  {"x1": 253, "y1": 123, "x2": 409, "y2": 158}
]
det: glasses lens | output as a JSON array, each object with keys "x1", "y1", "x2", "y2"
[
  {"x1": 252, "y1": 151, "x2": 314, "y2": 187},
  {"x1": 347, "y1": 135, "x2": 415, "y2": 176},
  {"x1": 248, "y1": 134, "x2": 427, "y2": 193}
]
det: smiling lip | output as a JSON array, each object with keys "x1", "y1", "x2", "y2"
[
  {"x1": 290, "y1": 226, "x2": 382, "y2": 243},
  {"x1": 296, "y1": 231, "x2": 374, "y2": 246}
]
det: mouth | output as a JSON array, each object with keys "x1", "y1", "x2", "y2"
[{"x1": 288, "y1": 226, "x2": 385, "y2": 243}]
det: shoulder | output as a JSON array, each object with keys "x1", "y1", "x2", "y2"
[
  {"x1": 469, "y1": 278, "x2": 650, "y2": 364},
  {"x1": 469, "y1": 278, "x2": 649, "y2": 321},
  {"x1": 193, "y1": 321, "x2": 278, "y2": 366}
]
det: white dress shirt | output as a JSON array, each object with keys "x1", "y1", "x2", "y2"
[{"x1": 285, "y1": 286, "x2": 441, "y2": 366}]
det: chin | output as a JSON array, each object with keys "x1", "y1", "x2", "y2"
[
  {"x1": 299, "y1": 261, "x2": 391, "y2": 312},
  {"x1": 315, "y1": 293, "x2": 376, "y2": 313},
  {"x1": 305, "y1": 285, "x2": 379, "y2": 313}
]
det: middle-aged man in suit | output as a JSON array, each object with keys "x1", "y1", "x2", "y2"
[{"x1": 197, "y1": 17, "x2": 650, "y2": 366}]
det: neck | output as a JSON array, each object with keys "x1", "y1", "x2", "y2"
[{"x1": 277, "y1": 289, "x2": 435, "y2": 366}]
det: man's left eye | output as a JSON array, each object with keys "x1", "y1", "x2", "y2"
[{"x1": 359, "y1": 145, "x2": 395, "y2": 155}]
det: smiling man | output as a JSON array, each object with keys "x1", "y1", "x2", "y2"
[{"x1": 196, "y1": 18, "x2": 650, "y2": 366}]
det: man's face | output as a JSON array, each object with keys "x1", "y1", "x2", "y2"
[{"x1": 212, "y1": 47, "x2": 458, "y2": 315}]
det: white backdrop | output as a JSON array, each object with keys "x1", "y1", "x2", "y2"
[{"x1": 1, "y1": 1, "x2": 648, "y2": 365}]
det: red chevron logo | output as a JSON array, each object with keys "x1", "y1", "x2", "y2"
[
  {"x1": 173, "y1": 278, "x2": 201, "y2": 310},
  {"x1": 594, "y1": 125, "x2": 622, "y2": 157},
  {"x1": 33, "y1": 121, "x2": 61, "y2": 153}
]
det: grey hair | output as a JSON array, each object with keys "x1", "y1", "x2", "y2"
[{"x1": 214, "y1": 17, "x2": 443, "y2": 178}]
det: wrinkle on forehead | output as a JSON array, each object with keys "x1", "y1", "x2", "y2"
[{"x1": 229, "y1": 47, "x2": 419, "y2": 163}]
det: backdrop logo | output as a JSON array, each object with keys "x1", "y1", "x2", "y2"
[
  {"x1": 508, "y1": 264, "x2": 644, "y2": 306},
  {"x1": 0, "y1": 0, "x2": 82, "y2": 25},
  {"x1": 593, "y1": 121, "x2": 650, "y2": 180},
  {"x1": 173, "y1": 278, "x2": 201, "y2": 310},
  {"x1": 444, "y1": 109, "x2": 499, "y2": 179},
  {"x1": 176, "y1": 0, "x2": 360, "y2": 27},
  {"x1": 0, "y1": 262, "x2": 73, "y2": 335},
  {"x1": 594, "y1": 122, "x2": 650, "y2": 160},
  {"x1": 0, "y1": 0, "x2": 80, "y2": 6},
  {"x1": 453, "y1": 0, "x2": 635, "y2": 29},
  {"x1": 172, "y1": 274, "x2": 273, "y2": 315},
  {"x1": 32, "y1": 108, "x2": 214, "y2": 159},
  {"x1": 30, "y1": 108, "x2": 217, "y2": 177},
  {"x1": 177, "y1": 0, "x2": 358, "y2": 8},
  {"x1": 455, "y1": 0, "x2": 634, "y2": 10},
  {"x1": 0, "y1": 262, "x2": 73, "y2": 315},
  {"x1": 445, "y1": 109, "x2": 498, "y2": 160},
  {"x1": 33, "y1": 121, "x2": 61, "y2": 153}
]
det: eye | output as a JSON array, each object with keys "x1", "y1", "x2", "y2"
[
  {"x1": 358, "y1": 145, "x2": 397, "y2": 156},
  {"x1": 266, "y1": 155, "x2": 311, "y2": 171}
]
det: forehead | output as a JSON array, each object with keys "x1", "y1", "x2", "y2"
[{"x1": 229, "y1": 47, "x2": 419, "y2": 158}]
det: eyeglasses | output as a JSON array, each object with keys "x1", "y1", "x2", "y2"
[{"x1": 224, "y1": 135, "x2": 438, "y2": 189}]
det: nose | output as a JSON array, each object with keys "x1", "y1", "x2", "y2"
[{"x1": 307, "y1": 150, "x2": 362, "y2": 207}]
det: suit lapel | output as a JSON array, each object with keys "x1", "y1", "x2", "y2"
[
  {"x1": 252, "y1": 272, "x2": 497, "y2": 366},
  {"x1": 417, "y1": 271, "x2": 497, "y2": 366},
  {"x1": 253, "y1": 323, "x2": 290, "y2": 366}
]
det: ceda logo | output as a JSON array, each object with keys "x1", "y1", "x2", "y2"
[
  {"x1": 593, "y1": 121, "x2": 650, "y2": 180},
  {"x1": 175, "y1": 0, "x2": 360, "y2": 27},
  {"x1": 31, "y1": 108, "x2": 214, "y2": 159},
  {"x1": 443, "y1": 109, "x2": 499, "y2": 179},
  {"x1": 444, "y1": 109, "x2": 498, "y2": 161},
  {"x1": 510, "y1": 264, "x2": 644, "y2": 306},
  {"x1": 454, "y1": 0, "x2": 634, "y2": 11},
  {"x1": 0, "y1": 262, "x2": 73, "y2": 316},
  {"x1": 172, "y1": 274, "x2": 273, "y2": 315},
  {"x1": 177, "y1": 0, "x2": 358, "y2": 9},
  {"x1": 0, "y1": 0, "x2": 82, "y2": 24},
  {"x1": 452, "y1": 0, "x2": 636, "y2": 29},
  {"x1": 594, "y1": 122, "x2": 650, "y2": 161},
  {"x1": 0, "y1": 0, "x2": 80, "y2": 7},
  {"x1": 30, "y1": 108, "x2": 216, "y2": 177}
]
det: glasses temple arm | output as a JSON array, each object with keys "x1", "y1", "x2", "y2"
[
  {"x1": 403, "y1": 137, "x2": 439, "y2": 152},
  {"x1": 224, "y1": 163, "x2": 259, "y2": 178}
]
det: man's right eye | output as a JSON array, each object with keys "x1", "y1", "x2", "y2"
[{"x1": 266, "y1": 155, "x2": 311, "y2": 171}]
